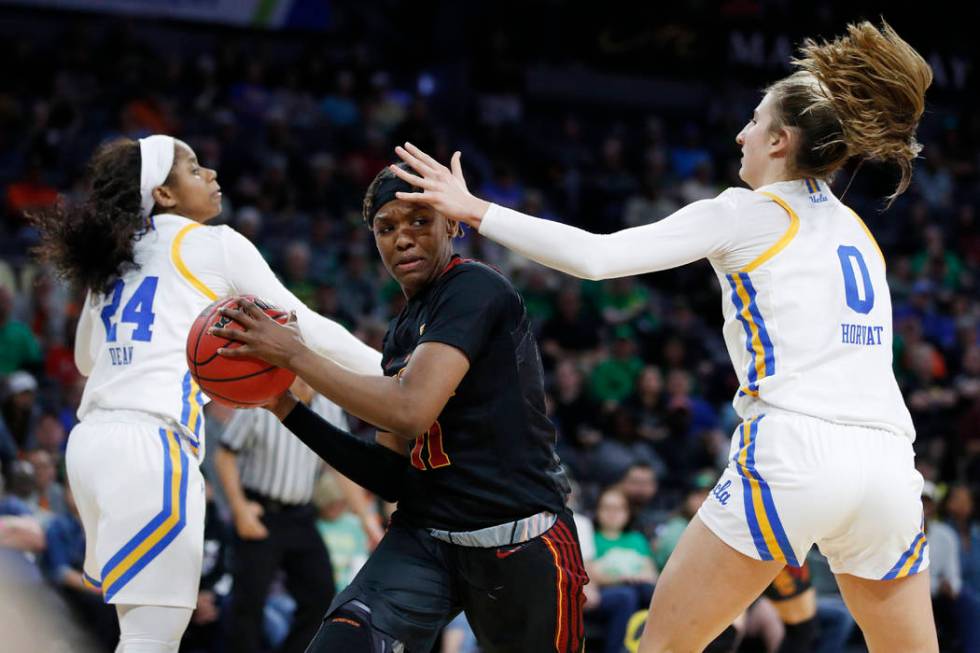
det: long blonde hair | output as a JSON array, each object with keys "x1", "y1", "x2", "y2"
[{"x1": 766, "y1": 21, "x2": 932, "y2": 206}]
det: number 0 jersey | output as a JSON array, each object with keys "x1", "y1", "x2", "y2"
[
  {"x1": 75, "y1": 213, "x2": 382, "y2": 457},
  {"x1": 715, "y1": 179, "x2": 913, "y2": 440},
  {"x1": 479, "y1": 177, "x2": 914, "y2": 440}
]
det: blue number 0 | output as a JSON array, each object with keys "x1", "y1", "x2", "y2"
[
  {"x1": 101, "y1": 276, "x2": 159, "y2": 342},
  {"x1": 837, "y1": 246, "x2": 874, "y2": 314}
]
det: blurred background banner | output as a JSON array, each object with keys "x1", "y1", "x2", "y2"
[{"x1": 0, "y1": 0, "x2": 332, "y2": 30}]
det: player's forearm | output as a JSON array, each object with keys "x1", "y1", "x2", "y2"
[
  {"x1": 287, "y1": 347, "x2": 427, "y2": 438},
  {"x1": 478, "y1": 202, "x2": 725, "y2": 280},
  {"x1": 280, "y1": 402, "x2": 408, "y2": 502},
  {"x1": 295, "y1": 307, "x2": 383, "y2": 375}
]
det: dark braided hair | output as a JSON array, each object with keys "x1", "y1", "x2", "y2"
[{"x1": 29, "y1": 138, "x2": 158, "y2": 295}]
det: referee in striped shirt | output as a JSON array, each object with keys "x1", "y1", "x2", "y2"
[{"x1": 215, "y1": 378, "x2": 343, "y2": 653}]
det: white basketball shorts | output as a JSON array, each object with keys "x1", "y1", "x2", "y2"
[
  {"x1": 698, "y1": 412, "x2": 928, "y2": 580},
  {"x1": 66, "y1": 410, "x2": 205, "y2": 608}
]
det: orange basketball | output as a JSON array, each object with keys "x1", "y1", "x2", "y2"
[{"x1": 186, "y1": 295, "x2": 296, "y2": 407}]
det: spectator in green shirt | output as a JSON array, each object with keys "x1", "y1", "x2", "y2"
[
  {"x1": 592, "y1": 486, "x2": 658, "y2": 653},
  {"x1": 0, "y1": 285, "x2": 42, "y2": 375},
  {"x1": 651, "y1": 472, "x2": 714, "y2": 571},
  {"x1": 590, "y1": 326, "x2": 644, "y2": 406}
]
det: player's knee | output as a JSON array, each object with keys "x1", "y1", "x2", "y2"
[
  {"x1": 116, "y1": 604, "x2": 192, "y2": 652},
  {"x1": 306, "y1": 601, "x2": 401, "y2": 653}
]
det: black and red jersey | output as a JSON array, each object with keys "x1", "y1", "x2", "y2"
[{"x1": 382, "y1": 256, "x2": 569, "y2": 531}]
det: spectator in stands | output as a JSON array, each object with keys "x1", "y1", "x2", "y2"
[
  {"x1": 0, "y1": 285, "x2": 42, "y2": 374},
  {"x1": 539, "y1": 283, "x2": 602, "y2": 367},
  {"x1": 0, "y1": 371, "x2": 41, "y2": 459},
  {"x1": 24, "y1": 448, "x2": 66, "y2": 517},
  {"x1": 40, "y1": 486, "x2": 118, "y2": 647},
  {"x1": 921, "y1": 481, "x2": 963, "y2": 649},
  {"x1": 945, "y1": 483, "x2": 980, "y2": 653},
  {"x1": 591, "y1": 486, "x2": 657, "y2": 653}
]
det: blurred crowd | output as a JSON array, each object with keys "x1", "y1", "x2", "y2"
[{"x1": 0, "y1": 8, "x2": 978, "y2": 653}]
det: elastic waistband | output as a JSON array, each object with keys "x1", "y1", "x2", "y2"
[
  {"x1": 428, "y1": 510, "x2": 557, "y2": 548},
  {"x1": 80, "y1": 409, "x2": 203, "y2": 460},
  {"x1": 739, "y1": 407, "x2": 912, "y2": 440},
  {"x1": 82, "y1": 408, "x2": 173, "y2": 428}
]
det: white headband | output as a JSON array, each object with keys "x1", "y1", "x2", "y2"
[{"x1": 138, "y1": 135, "x2": 176, "y2": 217}]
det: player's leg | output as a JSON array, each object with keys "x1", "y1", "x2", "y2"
[
  {"x1": 115, "y1": 604, "x2": 192, "y2": 653},
  {"x1": 638, "y1": 516, "x2": 784, "y2": 653},
  {"x1": 460, "y1": 510, "x2": 589, "y2": 653},
  {"x1": 642, "y1": 416, "x2": 819, "y2": 652},
  {"x1": 834, "y1": 571, "x2": 937, "y2": 652},
  {"x1": 306, "y1": 524, "x2": 458, "y2": 653},
  {"x1": 80, "y1": 424, "x2": 205, "y2": 649},
  {"x1": 822, "y1": 425, "x2": 937, "y2": 652}
]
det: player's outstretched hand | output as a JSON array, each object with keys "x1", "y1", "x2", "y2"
[
  {"x1": 211, "y1": 300, "x2": 306, "y2": 370},
  {"x1": 391, "y1": 142, "x2": 492, "y2": 229}
]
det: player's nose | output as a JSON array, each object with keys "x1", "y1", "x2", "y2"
[{"x1": 395, "y1": 226, "x2": 414, "y2": 249}]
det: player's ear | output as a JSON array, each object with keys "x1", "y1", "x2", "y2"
[
  {"x1": 152, "y1": 183, "x2": 178, "y2": 210},
  {"x1": 446, "y1": 219, "x2": 461, "y2": 239},
  {"x1": 768, "y1": 125, "x2": 795, "y2": 159}
]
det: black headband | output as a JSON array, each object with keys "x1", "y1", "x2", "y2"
[{"x1": 366, "y1": 173, "x2": 423, "y2": 224}]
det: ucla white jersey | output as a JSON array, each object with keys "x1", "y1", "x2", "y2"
[
  {"x1": 76, "y1": 216, "x2": 213, "y2": 456},
  {"x1": 76, "y1": 214, "x2": 383, "y2": 459},
  {"x1": 713, "y1": 178, "x2": 914, "y2": 439}
]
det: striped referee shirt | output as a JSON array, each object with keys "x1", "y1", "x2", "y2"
[{"x1": 220, "y1": 396, "x2": 347, "y2": 505}]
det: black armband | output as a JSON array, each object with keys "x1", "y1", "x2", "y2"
[{"x1": 281, "y1": 402, "x2": 408, "y2": 503}]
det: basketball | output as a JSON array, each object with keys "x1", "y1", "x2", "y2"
[{"x1": 186, "y1": 295, "x2": 296, "y2": 407}]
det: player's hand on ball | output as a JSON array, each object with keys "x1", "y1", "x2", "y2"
[
  {"x1": 390, "y1": 143, "x2": 491, "y2": 228},
  {"x1": 211, "y1": 300, "x2": 305, "y2": 369},
  {"x1": 260, "y1": 390, "x2": 299, "y2": 421}
]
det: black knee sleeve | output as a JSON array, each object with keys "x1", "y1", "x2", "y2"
[
  {"x1": 704, "y1": 624, "x2": 739, "y2": 652},
  {"x1": 305, "y1": 601, "x2": 403, "y2": 653},
  {"x1": 777, "y1": 617, "x2": 817, "y2": 653}
]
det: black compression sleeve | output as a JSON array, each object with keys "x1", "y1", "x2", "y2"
[
  {"x1": 777, "y1": 617, "x2": 817, "y2": 653},
  {"x1": 281, "y1": 402, "x2": 408, "y2": 503}
]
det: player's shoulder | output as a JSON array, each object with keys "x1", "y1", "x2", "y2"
[
  {"x1": 715, "y1": 186, "x2": 773, "y2": 210},
  {"x1": 440, "y1": 258, "x2": 515, "y2": 300}
]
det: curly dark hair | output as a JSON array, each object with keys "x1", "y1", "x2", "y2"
[{"x1": 29, "y1": 138, "x2": 156, "y2": 294}]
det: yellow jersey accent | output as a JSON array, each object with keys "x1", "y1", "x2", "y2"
[
  {"x1": 171, "y1": 223, "x2": 218, "y2": 300},
  {"x1": 845, "y1": 206, "x2": 886, "y2": 269},
  {"x1": 102, "y1": 430, "x2": 185, "y2": 594},
  {"x1": 742, "y1": 191, "x2": 800, "y2": 272}
]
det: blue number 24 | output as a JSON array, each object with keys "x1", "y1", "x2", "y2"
[
  {"x1": 836, "y1": 246, "x2": 875, "y2": 314},
  {"x1": 100, "y1": 276, "x2": 159, "y2": 342}
]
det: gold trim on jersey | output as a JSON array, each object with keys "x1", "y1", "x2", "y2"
[
  {"x1": 844, "y1": 206, "x2": 886, "y2": 269},
  {"x1": 171, "y1": 223, "x2": 218, "y2": 300},
  {"x1": 743, "y1": 192, "x2": 800, "y2": 272}
]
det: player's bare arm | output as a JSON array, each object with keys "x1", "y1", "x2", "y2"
[{"x1": 213, "y1": 300, "x2": 469, "y2": 440}]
